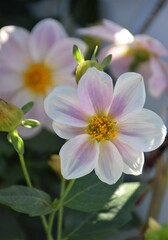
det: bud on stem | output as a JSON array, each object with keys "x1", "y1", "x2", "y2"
[{"x1": 0, "y1": 99, "x2": 23, "y2": 132}]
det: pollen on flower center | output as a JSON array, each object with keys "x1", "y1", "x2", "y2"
[
  {"x1": 23, "y1": 62, "x2": 53, "y2": 95},
  {"x1": 86, "y1": 115, "x2": 119, "y2": 141}
]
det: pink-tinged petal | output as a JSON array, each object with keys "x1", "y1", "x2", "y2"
[
  {"x1": 109, "y1": 72, "x2": 145, "y2": 119},
  {"x1": 0, "y1": 26, "x2": 31, "y2": 71},
  {"x1": 98, "y1": 45, "x2": 133, "y2": 77},
  {"x1": 115, "y1": 141, "x2": 144, "y2": 175},
  {"x1": 95, "y1": 141, "x2": 123, "y2": 184},
  {"x1": 102, "y1": 19, "x2": 134, "y2": 44},
  {"x1": 118, "y1": 109, "x2": 167, "y2": 152},
  {"x1": 52, "y1": 121, "x2": 84, "y2": 139},
  {"x1": 49, "y1": 71, "x2": 77, "y2": 88},
  {"x1": 46, "y1": 38, "x2": 87, "y2": 72},
  {"x1": 60, "y1": 134, "x2": 99, "y2": 179},
  {"x1": 78, "y1": 68, "x2": 113, "y2": 115},
  {"x1": 77, "y1": 19, "x2": 127, "y2": 42},
  {"x1": 44, "y1": 86, "x2": 88, "y2": 126},
  {"x1": 147, "y1": 58, "x2": 168, "y2": 97},
  {"x1": 29, "y1": 18, "x2": 67, "y2": 62},
  {"x1": 135, "y1": 34, "x2": 168, "y2": 56},
  {"x1": 10, "y1": 89, "x2": 34, "y2": 109},
  {"x1": 77, "y1": 21, "x2": 116, "y2": 41},
  {"x1": 52, "y1": 73, "x2": 77, "y2": 87},
  {"x1": 0, "y1": 65, "x2": 23, "y2": 92}
]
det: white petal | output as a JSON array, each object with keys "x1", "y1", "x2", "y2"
[
  {"x1": 115, "y1": 141, "x2": 144, "y2": 175},
  {"x1": 109, "y1": 72, "x2": 145, "y2": 119},
  {"x1": 52, "y1": 121, "x2": 84, "y2": 139},
  {"x1": 52, "y1": 73, "x2": 77, "y2": 87},
  {"x1": 95, "y1": 141, "x2": 123, "y2": 184},
  {"x1": 147, "y1": 58, "x2": 168, "y2": 97},
  {"x1": 135, "y1": 34, "x2": 168, "y2": 56},
  {"x1": 0, "y1": 26, "x2": 31, "y2": 71},
  {"x1": 78, "y1": 68, "x2": 113, "y2": 115},
  {"x1": 46, "y1": 38, "x2": 87, "y2": 72},
  {"x1": 11, "y1": 89, "x2": 34, "y2": 109},
  {"x1": 44, "y1": 86, "x2": 88, "y2": 126},
  {"x1": 60, "y1": 134, "x2": 99, "y2": 179},
  {"x1": 0, "y1": 65, "x2": 23, "y2": 92},
  {"x1": 29, "y1": 18, "x2": 67, "y2": 61},
  {"x1": 77, "y1": 19, "x2": 125, "y2": 42},
  {"x1": 118, "y1": 109, "x2": 167, "y2": 152}
]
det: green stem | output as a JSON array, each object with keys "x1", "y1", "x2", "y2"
[
  {"x1": 57, "y1": 178, "x2": 66, "y2": 240},
  {"x1": 48, "y1": 211, "x2": 56, "y2": 240},
  {"x1": 18, "y1": 153, "x2": 53, "y2": 240},
  {"x1": 18, "y1": 154, "x2": 32, "y2": 187}
]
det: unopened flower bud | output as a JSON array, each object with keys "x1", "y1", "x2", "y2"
[
  {"x1": 0, "y1": 99, "x2": 23, "y2": 132},
  {"x1": 76, "y1": 60, "x2": 102, "y2": 83}
]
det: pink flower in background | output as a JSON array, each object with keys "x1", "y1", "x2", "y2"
[
  {"x1": 44, "y1": 67, "x2": 166, "y2": 184},
  {"x1": 78, "y1": 19, "x2": 168, "y2": 97},
  {"x1": 0, "y1": 18, "x2": 87, "y2": 137}
]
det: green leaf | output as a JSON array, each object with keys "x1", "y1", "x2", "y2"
[
  {"x1": 101, "y1": 54, "x2": 112, "y2": 69},
  {"x1": 64, "y1": 182, "x2": 145, "y2": 240},
  {"x1": 0, "y1": 185, "x2": 53, "y2": 216},
  {"x1": 64, "y1": 173, "x2": 123, "y2": 212},
  {"x1": 73, "y1": 45, "x2": 84, "y2": 63},
  {"x1": 7, "y1": 130, "x2": 24, "y2": 155},
  {"x1": 145, "y1": 223, "x2": 168, "y2": 240},
  {"x1": 21, "y1": 101, "x2": 34, "y2": 114}
]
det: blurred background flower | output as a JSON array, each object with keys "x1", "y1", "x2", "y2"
[{"x1": 0, "y1": 18, "x2": 87, "y2": 137}]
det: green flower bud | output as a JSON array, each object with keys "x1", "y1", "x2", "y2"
[
  {"x1": 0, "y1": 99, "x2": 23, "y2": 132},
  {"x1": 73, "y1": 45, "x2": 112, "y2": 83},
  {"x1": 76, "y1": 60, "x2": 102, "y2": 83}
]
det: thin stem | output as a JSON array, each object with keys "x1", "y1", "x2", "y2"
[
  {"x1": 18, "y1": 153, "x2": 52, "y2": 239},
  {"x1": 57, "y1": 177, "x2": 66, "y2": 240},
  {"x1": 18, "y1": 153, "x2": 32, "y2": 187},
  {"x1": 48, "y1": 211, "x2": 56, "y2": 240}
]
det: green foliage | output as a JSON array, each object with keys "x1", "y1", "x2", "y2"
[
  {"x1": 73, "y1": 45, "x2": 84, "y2": 64},
  {"x1": 21, "y1": 101, "x2": 34, "y2": 114},
  {"x1": 0, "y1": 185, "x2": 53, "y2": 216},
  {"x1": 145, "y1": 223, "x2": 168, "y2": 240},
  {"x1": 64, "y1": 173, "x2": 123, "y2": 212},
  {"x1": 64, "y1": 182, "x2": 145, "y2": 240}
]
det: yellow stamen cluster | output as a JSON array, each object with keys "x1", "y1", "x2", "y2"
[
  {"x1": 23, "y1": 62, "x2": 53, "y2": 95},
  {"x1": 86, "y1": 115, "x2": 119, "y2": 141}
]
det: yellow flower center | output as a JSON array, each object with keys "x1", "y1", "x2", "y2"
[
  {"x1": 23, "y1": 62, "x2": 53, "y2": 95},
  {"x1": 86, "y1": 115, "x2": 119, "y2": 141}
]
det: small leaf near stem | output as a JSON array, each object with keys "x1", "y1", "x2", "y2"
[
  {"x1": 73, "y1": 45, "x2": 84, "y2": 64},
  {"x1": 21, "y1": 101, "x2": 34, "y2": 114}
]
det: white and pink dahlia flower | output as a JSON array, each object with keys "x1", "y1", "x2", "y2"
[
  {"x1": 0, "y1": 18, "x2": 87, "y2": 137},
  {"x1": 44, "y1": 68, "x2": 166, "y2": 184},
  {"x1": 78, "y1": 19, "x2": 168, "y2": 97}
]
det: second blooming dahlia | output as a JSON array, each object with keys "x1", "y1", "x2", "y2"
[
  {"x1": 0, "y1": 18, "x2": 87, "y2": 137},
  {"x1": 78, "y1": 19, "x2": 168, "y2": 97},
  {"x1": 44, "y1": 67, "x2": 166, "y2": 184}
]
